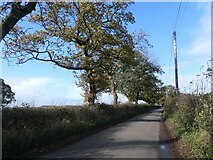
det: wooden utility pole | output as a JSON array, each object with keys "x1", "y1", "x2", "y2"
[{"x1": 173, "y1": 31, "x2": 179, "y2": 95}]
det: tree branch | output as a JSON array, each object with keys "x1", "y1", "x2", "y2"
[
  {"x1": 21, "y1": 48, "x2": 90, "y2": 71},
  {"x1": 0, "y1": 2, "x2": 37, "y2": 41}
]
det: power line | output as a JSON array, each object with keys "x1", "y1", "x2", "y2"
[
  {"x1": 170, "y1": 1, "x2": 183, "y2": 92},
  {"x1": 176, "y1": 2, "x2": 188, "y2": 35},
  {"x1": 167, "y1": 1, "x2": 187, "y2": 87},
  {"x1": 174, "y1": 0, "x2": 183, "y2": 31},
  {"x1": 168, "y1": 1, "x2": 182, "y2": 85}
]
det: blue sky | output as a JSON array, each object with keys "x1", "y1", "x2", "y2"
[{"x1": 1, "y1": 1, "x2": 211, "y2": 106}]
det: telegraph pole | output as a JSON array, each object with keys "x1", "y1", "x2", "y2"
[{"x1": 173, "y1": 31, "x2": 179, "y2": 95}]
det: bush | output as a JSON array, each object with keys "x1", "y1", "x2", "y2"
[
  {"x1": 182, "y1": 129, "x2": 212, "y2": 158},
  {"x1": 164, "y1": 93, "x2": 213, "y2": 158},
  {"x1": 176, "y1": 94, "x2": 197, "y2": 132},
  {"x1": 194, "y1": 94, "x2": 213, "y2": 135},
  {"x1": 163, "y1": 95, "x2": 177, "y2": 119}
]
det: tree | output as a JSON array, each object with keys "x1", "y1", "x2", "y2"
[
  {"x1": 0, "y1": 78, "x2": 16, "y2": 107},
  {"x1": 75, "y1": 66, "x2": 109, "y2": 107},
  {"x1": 102, "y1": 48, "x2": 136, "y2": 106},
  {"x1": 0, "y1": 2, "x2": 37, "y2": 41},
  {"x1": 94, "y1": 31, "x2": 152, "y2": 106},
  {"x1": 88, "y1": 37, "x2": 135, "y2": 106},
  {"x1": 139, "y1": 73, "x2": 164, "y2": 104},
  {"x1": 118, "y1": 52, "x2": 163, "y2": 104},
  {"x1": 3, "y1": 2, "x2": 135, "y2": 107},
  {"x1": 75, "y1": 37, "x2": 135, "y2": 107}
]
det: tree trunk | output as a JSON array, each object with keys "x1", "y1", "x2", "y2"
[
  {"x1": 112, "y1": 90, "x2": 118, "y2": 106},
  {"x1": 86, "y1": 69, "x2": 96, "y2": 109},
  {"x1": 88, "y1": 82, "x2": 96, "y2": 109},
  {"x1": 128, "y1": 98, "x2": 132, "y2": 103},
  {"x1": 135, "y1": 91, "x2": 139, "y2": 105},
  {"x1": 83, "y1": 83, "x2": 89, "y2": 108},
  {"x1": 109, "y1": 75, "x2": 118, "y2": 106}
]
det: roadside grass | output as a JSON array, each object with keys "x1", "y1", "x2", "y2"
[
  {"x1": 3, "y1": 103, "x2": 158, "y2": 158},
  {"x1": 181, "y1": 129, "x2": 212, "y2": 158},
  {"x1": 164, "y1": 94, "x2": 213, "y2": 159},
  {"x1": 169, "y1": 117, "x2": 213, "y2": 159}
]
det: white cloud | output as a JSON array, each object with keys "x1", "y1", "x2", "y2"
[
  {"x1": 161, "y1": 61, "x2": 211, "y2": 93},
  {"x1": 5, "y1": 76, "x2": 129, "y2": 106},
  {"x1": 179, "y1": 73, "x2": 211, "y2": 93},
  {"x1": 161, "y1": 73, "x2": 195, "y2": 92},
  {"x1": 186, "y1": 41, "x2": 210, "y2": 56},
  {"x1": 5, "y1": 76, "x2": 84, "y2": 106},
  {"x1": 97, "y1": 93, "x2": 128, "y2": 104},
  {"x1": 183, "y1": 3, "x2": 211, "y2": 57},
  {"x1": 66, "y1": 85, "x2": 84, "y2": 100},
  {"x1": 7, "y1": 77, "x2": 58, "y2": 97}
]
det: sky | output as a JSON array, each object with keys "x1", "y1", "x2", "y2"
[{"x1": 0, "y1": 1, "x2": 212, "y2": 106}]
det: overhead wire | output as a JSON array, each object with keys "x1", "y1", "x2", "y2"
[
  {"x1": 174, "y1": 0, "x2": 183, "y2": 31},
  {"x1": 172, "y1": 1, "x2": 190, "y2": 91},
  {"x1": 176, "y1": 2, "x2": 188, "y2": 37},
  {"x1": 168, "y1": 0, "x2": 185, "y2": 86}
]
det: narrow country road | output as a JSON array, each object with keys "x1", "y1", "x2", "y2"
[{"x1": 38, "y1": 108, "x2": 174, "y2": 158}]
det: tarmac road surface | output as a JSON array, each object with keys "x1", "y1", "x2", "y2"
[{"x1": 38, "y1": 108, "x2": 173, "y2": 158}]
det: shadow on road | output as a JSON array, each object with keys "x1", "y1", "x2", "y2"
[
  {"x1": 158, "y1": 136, "x2": 179, "y2": 145},
  {"x1": 130, "y1": 119, "x2": 161, "y2": 122}
]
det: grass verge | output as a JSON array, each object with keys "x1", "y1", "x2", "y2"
[{"x1": 166, "y1": 117, "x2": 212, "y2": 159}]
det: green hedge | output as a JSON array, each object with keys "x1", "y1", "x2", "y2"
[{"x1": 3, "y1": 103, "x2": 157, "y2": 158}]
